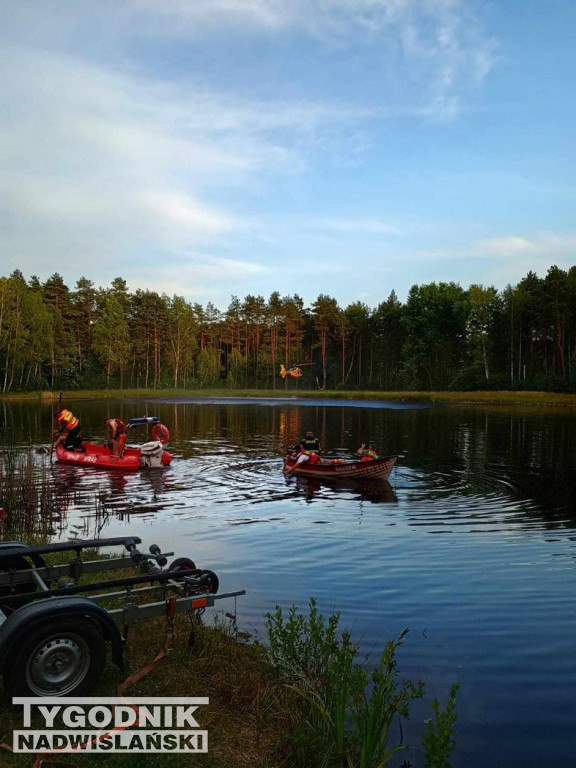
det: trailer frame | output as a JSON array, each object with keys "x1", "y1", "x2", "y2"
[{"x1": 0, "y1": 536, "x2": 245, "y2": 697}]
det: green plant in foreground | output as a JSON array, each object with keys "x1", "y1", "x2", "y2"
[
  {"x1": 265, "y1": 599, "x2": 458, "y2": 768},
  {"x1": 266, "y1": 597, "x2": 347, "y2": 679},
  {"x1": 421, "y1": 683, "x2": 460, "y2": 768},
  {"x1": 352, "y1": 630, "x2": 424, "y2": 768}
]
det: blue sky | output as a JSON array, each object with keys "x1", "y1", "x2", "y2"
[{"x1": 2, "y1": 1, "x2": 575, "y2": 310}]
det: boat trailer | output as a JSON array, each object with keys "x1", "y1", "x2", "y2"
[{"x1": 0, "y1": 536, "x2": 245, "y2": 697}]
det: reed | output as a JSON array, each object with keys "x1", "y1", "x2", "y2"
[{"x1": 0, "y1": 444, "x2": 67, "y2": 538}]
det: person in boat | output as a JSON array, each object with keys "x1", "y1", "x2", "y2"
[
  {"x1": 285, "y1": 444, "x2": 314, "y2": 474},
  {"x1": 105, "y1": 418, "x2": 126, "y2": 456},
  {"x1": 356, "y1": 442, "x2": 379, "y2": 461},
  {"x1": 53, "y1": 409, "x2": 84, "y2": 452},
  {"x1": 285, "y1": 433, "x2": 323, "y2": 474},
  {"x1": 301, "y1": 430, "x2": 321, "y2": 455}
]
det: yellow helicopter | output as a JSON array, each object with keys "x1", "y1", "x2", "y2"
[{"x1": 280, "y1": 363, "x2": 314, "y2": 379}]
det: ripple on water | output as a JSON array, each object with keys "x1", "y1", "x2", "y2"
[{"x1": 17, "y1": 400, "x2": 576, "y2": 768}]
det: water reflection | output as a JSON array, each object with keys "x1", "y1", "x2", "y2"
[
  {"x1": 4, "y1": 398, "x2": 576, "y2": 766},
  {"x1": 48, "y1": 460, "x2": 177, "y2": 536},
  {"x1": 288, "y1": 475, "x2": 397, "y2": 505},
  {"x1": 4, "y1": 397, "x2": 576, "y2": 532}
]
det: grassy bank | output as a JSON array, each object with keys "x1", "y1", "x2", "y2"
[
  {"x1": 2, "y1": 387, "x2": 576, "y2": 408},
  {"x1": 0, "y1": 541, "x2": 295, "y2": 766},
  {"x1": 0, "y1": 602, "x2": 458, "y2": 768},
  {"x1": 0, "y1": 611, "x2": 286, "y2": 768}
]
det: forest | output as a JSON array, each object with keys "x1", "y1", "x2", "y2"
[{"x1": 1, "y1": 266, "x2": 576, "y2": 393}]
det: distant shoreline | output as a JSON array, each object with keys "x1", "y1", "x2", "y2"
[{"x1": 2, "y1": 388, "x2": 576, "y2": 408}]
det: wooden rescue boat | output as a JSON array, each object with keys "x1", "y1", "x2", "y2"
[{"x1": 283, "y1": 454, "x2": 397, "y2": 481}]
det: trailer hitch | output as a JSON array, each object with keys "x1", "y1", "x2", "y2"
[{"x1": 124, "y1": 540, "x2": 171, "y2": 573}]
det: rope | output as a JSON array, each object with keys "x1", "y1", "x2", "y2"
[{"x1": 30, "y1": 595, "x2": 178, "y2": 768}]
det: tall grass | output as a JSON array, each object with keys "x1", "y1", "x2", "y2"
[
  {"x1": 266, "y1": 599, "x2": 458, "y2": 768},
  {"x1": 0, "y1": 444, "x2": 67, "y2": 539}
]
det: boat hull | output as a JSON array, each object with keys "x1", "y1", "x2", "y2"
[
  {"x1": 283, "y1": 454, "x2": 397, "y2": 480},
  {"x1": 55, "y1": 442, "x2": 172, "y2": 470}
]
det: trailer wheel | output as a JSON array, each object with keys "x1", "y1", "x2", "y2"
[
  {"x1": 169, "y1": 557, "x2": 197, "y2": 572},
  {"x1": 199, "y1": 570, "x2": 219, "y2": 594},
  {"x1": 4, "y1": 617, "x2": 106, "y2": 697}
]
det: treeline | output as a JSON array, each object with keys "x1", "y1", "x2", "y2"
[{"x1": 1, "y1": 266, "x2": 576, "y2": 393}]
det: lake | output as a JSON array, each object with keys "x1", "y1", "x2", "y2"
[{"x1": 2, "y1": 396, "x2": 576, "y2": 766}]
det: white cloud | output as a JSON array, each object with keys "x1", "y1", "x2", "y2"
[
  {"x1": 0, "y1": 45, "x2": 341, "y2": 271},
  {"x1": 471, "y1": 233, "x2": 576, "y2": 290},
  {"x1": 2, "y1": 1, "x2": 498, "y2": 122},
  {"x1": 143, "y1": 193, "x2": 250, "y2": 234},
  {"x1": 313, "y1": 218, "x2": 401, "y2": 236},
  {"x1": 0, "y1": 0, "x2": 504, "y2": 306},
  {"x1": 120, "y1": 253, "x2": 270, "y2": 303},
  {"x1": 368, "y1": 231, "x2": 576, "y2": 278},
  {"x1": 475, "y1": 236, "x2": 539, "y2": 255},
  {"x1": 129, "y1": 0, "x2": 296, "y2": 32},
  {"x1": 185, "y1": 97, "x2": 376, "y2": 135},
  {"x1": 474, "y1": 233, "x2": 576, "y2": 258},
  {"x1": 126, "y1": 0, "x2": 497, "y2": 121},
  {"x1": 1, "y1": 32, "x2": 401, "y2": 286}
]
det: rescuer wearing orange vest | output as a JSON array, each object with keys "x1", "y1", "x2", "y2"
[{"x1": 53, "y1": 409, "x2": 84, "y2": 452}]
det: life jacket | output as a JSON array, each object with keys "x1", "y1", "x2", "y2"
[
  {"x1": 57, "y1": 410, "x2": 79, "y2": 431},
  {"x1": 360, "y1": 450, "x2": 379, "y2": 462},
  {"x1": 113, "y1": 433, "x2": 127, "y2": 457},
  {"x1": 107, "y1": 418, "x2": 126, "y2": 437},
  {"x1": 307, "y1": 452, "x2": 322, "y2": 464}
]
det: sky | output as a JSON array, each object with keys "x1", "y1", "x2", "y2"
[{"x1": 2, "y1": 0, "x2": 575, "y2": 311}]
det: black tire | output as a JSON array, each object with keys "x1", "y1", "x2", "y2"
[
  {"x1": 169, "y1": 557, "x2": 197, "y2": 572},
  {"x1": 4, "y1": 617, "x2": 106, "y2": 697},
  {"x1": 199, "y1": 569, "x2": 219, "y2": 594}
]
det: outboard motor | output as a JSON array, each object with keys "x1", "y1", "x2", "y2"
[{"x1": 139, "y1": 440, "x2": 165, "y2": 468}]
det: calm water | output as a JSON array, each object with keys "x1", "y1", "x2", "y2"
[{"x1": 3, "y1": 396, "x2": 576, "y2": 766}]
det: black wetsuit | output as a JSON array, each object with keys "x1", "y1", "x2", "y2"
[
  {"x1": 63, "y1": 424, "x2": 83, "y2": 450},
  {"x1": 301, "y1": 436, "x2": 320, "y2": 453}
]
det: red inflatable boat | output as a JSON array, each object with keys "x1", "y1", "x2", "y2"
[
  {"x1": 54, "y1": 416, "x2": 172, "y2": 470},
  {"x1": 56, "y1": 441, "x2": 172, "y2": 470}
]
